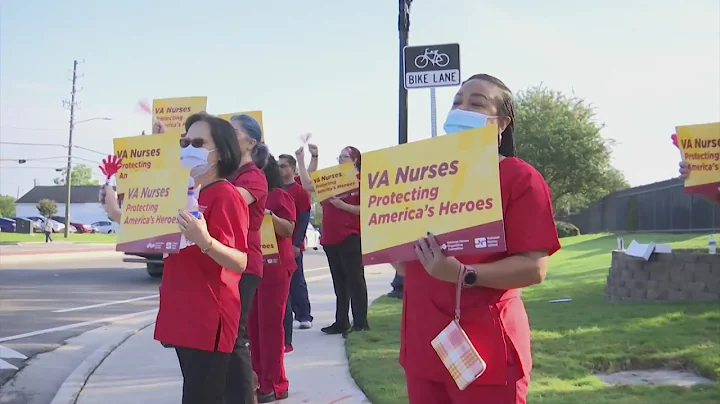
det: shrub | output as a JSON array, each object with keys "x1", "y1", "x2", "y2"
[{"x1": 556, "y1": 221, "x2": 580, "y2": 238}]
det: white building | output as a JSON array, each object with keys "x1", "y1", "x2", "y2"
[{"x1": 15, "y1": 185, "x2": 108, "y2": 225}]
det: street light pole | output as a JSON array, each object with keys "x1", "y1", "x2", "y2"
[
  {"x1": 63, "y1": 60, "x2": 79, "y2": 238},
  {"x1": 398, "y1": 0, "x2": 411, "y2": 145}
]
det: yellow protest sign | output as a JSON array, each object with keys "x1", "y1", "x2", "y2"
[
  {"x1": 676, "y1": 122, "x2": 720, "y2": 195},
  {"x1": 153, "y1": 97, "x2": 207, "y2": 134},
  {"x1": 113, "y1": 133, "x2": 181, "y2": 195},
  {"x1": 218, "y1": 111, "x2": 264, "y2": 142},
  {"x1": 260, "y1": 214, "x2": 280, "y2": 264},
  {"x1": 116, "y1": 167, "x2": 190, "y2": 254},
  {"x1": 361, "y1": 126, "x2": 506, "y2": 265},
  {"x1": 310, "y1": 162, "x2": 359, "y2": 202}
]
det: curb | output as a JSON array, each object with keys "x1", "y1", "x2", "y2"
[{"x1": 49, "y1": 319, "x2": 157, "y2": 404}]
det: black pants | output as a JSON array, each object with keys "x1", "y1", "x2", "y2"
[
  {"x1": 44, "y1": 231, "x2": 52, "y2": 243},
  {"x1": 324, "y1": 234, "x2": 368, "y2": 328},
  {"x1": 175, "y1": 347, "x2": 231, "y2": 404},
  {"x1": 391, "y1": 273, "x2": 404, "y2": 291},
  {"x1": 225, "y1": 273, "x2": 261, "y2": 404}
]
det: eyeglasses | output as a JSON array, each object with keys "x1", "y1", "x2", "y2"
[{"x1": 179, "y1": 137, "x2": 206, "y2": 148}]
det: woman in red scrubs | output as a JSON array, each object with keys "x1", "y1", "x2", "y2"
[
  {"x1": 225, "y1": 114, "x2": 269, "y2": 403},
  {"x1": 100, "y1": 113, "x2": 250, "y2": 404},
  {"x1": 247, "y1": 154, "x2": 297, "y2": 403},
  {"x1": 296, "y1": 145, "x2": 368, "y2": 338},
  {"x1": 396, "y1": 74, "x2": 561, "y2": 404}
]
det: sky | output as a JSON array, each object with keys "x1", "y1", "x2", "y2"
[{"x1": 1, "y1": 0, "x2": 719, "y2": 199}]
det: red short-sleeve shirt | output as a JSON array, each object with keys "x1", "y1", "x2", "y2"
[
  {"x1": 320, "y1": 173, "x2": 361, "y2": 246},
  {"x1": 400, "y1": 158, "x2": 561, "y2": 385},
  {"x1": 230, "y1": 162, "x2": 268, "y2": 277},
  {"x1": 155, "y1": 180, "x2": 250, "y2": 353},
  {"x1": 265, "y1": 188, "x2": 297, "y2": 280},
  {"x1": 284, "y1": 180, "x2": 312, "y2": 250}
]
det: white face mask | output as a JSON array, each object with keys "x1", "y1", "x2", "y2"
[{"x1": 180, "y1": 146, "x2": 216, "y2": 177}]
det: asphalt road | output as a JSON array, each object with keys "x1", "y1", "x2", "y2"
[{"x1": 0, "y1": 249, "x2": 330, "y2": 390}]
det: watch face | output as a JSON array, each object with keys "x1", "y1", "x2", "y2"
[{"x1": 464, "y1": 271, "x2": 477, "y2": 286}]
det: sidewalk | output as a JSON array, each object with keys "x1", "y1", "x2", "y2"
[
  {"x1": 75, "y1": 264, "x2": 395, "y2": 404},
  {"x1": 0, "y1": 243, "x2": 121, "y2": 264}
]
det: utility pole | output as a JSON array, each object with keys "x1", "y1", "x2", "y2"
[
  {"x1": 62, "y1": 60, "x2": 81, "y2": 238},
  {"x1": 398, "y1": 0, "x2": 411, "y2": 145}
]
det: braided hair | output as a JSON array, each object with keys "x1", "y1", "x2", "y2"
[{"x1": 464, "y1": 74, "x2": 516, "y2": 157}]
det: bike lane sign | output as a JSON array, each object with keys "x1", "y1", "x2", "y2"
[{"x1": 403, "y1": 43, "x2": 461, "y2": 90}]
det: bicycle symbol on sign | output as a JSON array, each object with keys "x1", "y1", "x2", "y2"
[{"x1": 414, "y1": 48, "x2": 450, "y2": 69}]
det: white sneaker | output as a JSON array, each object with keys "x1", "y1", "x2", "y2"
[{"x1": 299, "y1": 321, "x2": 312, "y2": 329}]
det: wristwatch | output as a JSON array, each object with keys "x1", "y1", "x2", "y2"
[{"x1": 462, "y1": 266, "x2": 477, "y2": 288}]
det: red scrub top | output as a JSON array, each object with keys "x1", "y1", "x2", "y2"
[
  {"x1": 265, "y1": 188, "x2": 297, "y2": 278},
  {"x1": 230, "y1": 162, "x2": 268, "y2": 277},
  {"x1": 319, "y1": 173, "x2": 360, "y2": 246},
  {"x1": 284, "y1": 180, "x2": 312, "y2": 251},
  {"x1": 400, "y1": 157, "x2": 561, "y2": 385},
  {"x1": 155, "y1": 180, "x2": 250, "y2": 353}
]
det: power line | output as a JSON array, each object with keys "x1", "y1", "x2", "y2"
[
  {"x1": 0, "y1": 126, "x2": 63, "y2": 131},
  {"x1": 0, "y1": 142, "x2": 109, "y2": 157},
  {"x1": 0, "y1": 166, "x2": 64, "y2": 170},
  {"x1": 73, "y1": 145, "x2": 108, "y2": 156},
  {"x1": 0, "y1": 155, "x2": 100, "y2": 164},
  {"x1": 0, "y1": 141, "x2": 67, "y2": 148}
]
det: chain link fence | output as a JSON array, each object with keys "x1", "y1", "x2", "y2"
[{"x1": 559, "y1": 178, "x2": 719, "y2": 233}]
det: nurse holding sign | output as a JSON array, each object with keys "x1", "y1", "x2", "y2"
[{"x1": 385, "y1": 74, "x2": 560, "y2": 404}]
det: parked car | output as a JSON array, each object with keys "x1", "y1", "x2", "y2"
[
  {"x1": 305, "y1": 225, "x2": 321, "y2": 250},
  {"x1": 0, "y1": 218, "x2": 17, "y2": 233},
  {"x1": 51, "y1": 216, "x2": 91, "y2": 233},
  {"x1": 91, "y1": 221, "x2": 117, "y2": 234}
]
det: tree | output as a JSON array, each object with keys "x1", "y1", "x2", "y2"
[
  {"x1": 37, "y1": 199, "x2": 58, "y2": 218},
  {"x1": 309, "y1": 193, "x2": 323, "y2": 229},
  {"x1": 0, "y1": 195, "x2": 16, "y2": 217},
  {"x1": 514, "y1": 85, "x2": 629, "y2": 213},
  {"x1": 54, "y1": 164, "x2": 99, "y2": 186}
]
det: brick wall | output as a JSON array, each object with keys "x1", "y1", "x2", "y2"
[{"x1": 605, "y1": 250, "x2": 720, "y2": 302}]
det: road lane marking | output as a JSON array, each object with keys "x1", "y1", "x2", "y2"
[
  {"x1": 0, "y1": 309, "x2": 158, "y2": 343},
  {"x1": 52, "y1": 295, "x2": 160, "y2": 313},
  {"x1": 305, "y1": 266, "x2": 328, "y2": 273},
  {"x1": 0, "y1": 345, "x2": 27, "y2": 370}
]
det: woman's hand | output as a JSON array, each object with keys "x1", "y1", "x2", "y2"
[
  {"x1": 415, "y1": 233, "x2": 462, "y2": 283},
  {"x1": 295, "y1": 146, "x2": 305, "y2": 160},
  {"x1": 328, "y1": 197, "x2": 346, "y2": 209},
  {"x1": 308, "y1": 144, "x2": 318, "y2": 157},
  {"x1": 178, "y1": 211, "x2": 212, "y2": 249},
  {"x1": 99, "y1": 185, "x2": 121, "y2": 221},
  {"x1": 678, "y1": 161, "x2": 690, "y2": 180},
  {"x1": 152, "y1": 119, "x2": 167, "y2": 134}
]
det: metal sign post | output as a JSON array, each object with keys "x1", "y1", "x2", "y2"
[
  {"x1": 403, "y1": 43, "x2": 461, "y2": 138},
  {"x1": 430, "y1": 87, "x2": 438, "y2": 137}
]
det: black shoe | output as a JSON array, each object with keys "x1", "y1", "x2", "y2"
[
  {"x1": 386, "y1": 289, "x2": 403, "y2": 299},
  {"x1": 321, "y1": 323, "x2": 351, "y2": 335},
  {"x1": 257, "y1": 390, "x2": 289, "y2": 403},
  {"x1": 343, "y1": 323, "x2": 371, "y2": 339}
]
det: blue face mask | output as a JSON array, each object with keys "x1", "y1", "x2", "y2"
[{"x1": 443, "y1": 109, "x2": 489, "y2": 135}]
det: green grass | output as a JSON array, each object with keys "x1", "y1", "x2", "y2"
[
  {"x1": 346, "y1": 232, "x2": 720, "y2": 404},
  {"x1": 0, "y1": 232, "x2": 116, "y2": 244}
]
